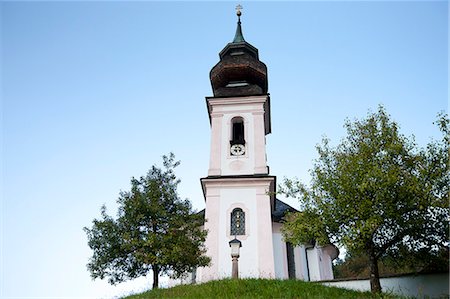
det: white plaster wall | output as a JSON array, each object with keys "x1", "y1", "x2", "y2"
[
  {"x1": 200, "y1": 177, "x2": 276, "y2": 282},
  {"x1": 217, "y1": 188, "x2": 258, "y2": 278},
  {"x1": 322, "y1": 273, "x2": 449, "y2": 298},
  {"x1": 207, "y1": 96, "x2": 270, "y2": 177},
  {"x1": 323, "y1": 279, "x2": 369, "y2": 292},
  {"x1": 221, "y1": 112, "x2": 255, "y2": 176},
  {"x1": 202, "y1": 95, "x2": 274, "y2": 282},
  {"x1": 298, "y1": 246, "x2": 309, "y2": 281},
  {"x1": 271, "y1": 223, "x2": 287, "y2": 279},
  {"x1": 307, "y1": 246, "x2": 335, "y2": 281},
  {"x1": 319, "y1": 248, "x2": 333, "y2": 280},
  {"x1": 255, "y1": 186, "x2": 276, "y2": 278},
  {"x1": 307, "y1": 248, "x2": 321, "y2": 281},
  {"x1": 317, "y1": 248, "x2": 324, "y2": 279},
  {"x1": 272, "y1": 222, "x2": 310, "y2": 281},
  {"x1": 380, "y1": 274, "x2": 449, "y2": 298},
  {"x1": 200, "y1": 186, "x2": 220, "y2": 281},
  {"x1": 293, "y1": 246, "x2": 305, "y2": 280}
]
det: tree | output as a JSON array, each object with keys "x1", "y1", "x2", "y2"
[
  {"x1": 84, "y1": 153, "x2": 210, "y2": 289},
  {"x1": 280, "y1": 106, "x2": 449, "y2": 293}
]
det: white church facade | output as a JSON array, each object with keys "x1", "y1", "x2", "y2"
[{"x1": 183, "y1": 9, "x2": 338, "y2": 284}]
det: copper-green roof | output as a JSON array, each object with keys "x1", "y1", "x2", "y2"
[{"x1": 233, "y1": 18, "x2": 245, "y2": 43}]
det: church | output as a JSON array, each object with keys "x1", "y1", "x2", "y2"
[{"x1": 193, "y1": 8, "x2": 338, "y2": 283}]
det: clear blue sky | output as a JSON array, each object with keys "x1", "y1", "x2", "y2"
[{"x1": 1, "y1": 1, "x2": 447, "y2": 298}]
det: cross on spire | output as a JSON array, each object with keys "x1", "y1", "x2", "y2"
[
  {"x1": 236, "y1": 4, "x2": 243, "y2": 19},
  {"x1": 233, "y1": 4, "x2": 245, "y2": 43}
]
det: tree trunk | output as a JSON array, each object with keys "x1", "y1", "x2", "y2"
[
  {"x1": 152, "y1": 265, "x2": 159, "y2": 289},
  {"x1": 368, "y1": 249, "x2": 382, "y2": 293}
]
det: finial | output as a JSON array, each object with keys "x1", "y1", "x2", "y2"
[
  {"x1": 236, "y1": 4, "x2": 243, "y2": 20},
  {"x1": 233, "y1": 4, "x2": 245, "y2": 43},
  {"x1": 236, "y1": 4, "x2": 242, "y2": 23}
]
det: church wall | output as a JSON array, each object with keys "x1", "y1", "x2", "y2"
[
  {"x1": 320, "y1": 250, "x2": 333, "y2": 280},
  {"x1": 318, "y1": 245, "x2": 335, "y2": 280},
  {"x1": 307, "y1": 248, "x2": 321, "y2": 281},
  {"x1": 201, "y1": 186, "x2": 220, "y2": 280},
  {"x1": 252, "y1": 110, "x2": 268, "y2": 174},
  {"x1": 207, "y1": 96, "x2": 269, "y2": 177},
  {"x1": 218, "y1": 187, "x2": 259, "y2": 278},
  {"x1": 272, "y1": 222, "x2": 313, "y2": 281},
  {"x1": 200, "y1": 178, "x2": 276, "y2": 282},
  {"x1": 221, "y1": 111, "x2": 254, "y2": 176},
  {"x1": 298, "y1": 246, "x2": 310, "y2": 280},
  {"x1": 208, "y1": 113, "x2": 223, "y2": 176},
  {"x1": 317, "y1": 247, "x2": 325, "y2": 279},
  {"x1": 294, "y1": 246, "x2": 306, "y2": 280},
  {"x1": 196, "y1": 11, "x2": 339, "y2": 287},
  {"x1": 255, "y1": 187, "x2": 275, "y2": 278},
  {"x1": 272, "y1": 222, "x2": 287, "y2": 279}
]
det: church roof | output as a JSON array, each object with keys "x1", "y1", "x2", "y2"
[
  {"x1": 232, "y1": 13, "x2": 245, "y2": 43},
  {"x1": 272, "y1": 198, "x2": 298, "y2": 223},
  {"x1": 197, "y1": 208, "x2": 205, "y2": 221}
]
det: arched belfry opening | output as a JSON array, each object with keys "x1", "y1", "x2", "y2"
[{"x1": 231, "y1": 117, "x2": 245, "y2": 145}]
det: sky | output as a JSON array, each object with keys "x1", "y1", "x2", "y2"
[{"x1": 1, "y1": 1, "x2": 448, "y2": 298}]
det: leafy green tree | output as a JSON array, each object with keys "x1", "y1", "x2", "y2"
[
  {"x1": 84, "y1": 153, "x2": 210, "y2": 289},
  {"x1": 280, "y1": 107, "x2": 449, "y2": 293}
]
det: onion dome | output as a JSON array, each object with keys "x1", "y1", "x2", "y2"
[{"x1": 210, "y1": 7, "x2": 268, "y2": 97}]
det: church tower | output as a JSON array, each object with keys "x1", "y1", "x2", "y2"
[
  {"x1": 194, "y1": 8, "x2": 338, "y2": 284},
  {"x1": 200, "y1": 7, "x2": 277, "y2": 281}
]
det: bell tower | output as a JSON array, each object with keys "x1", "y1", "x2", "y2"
[
  {"x1": 200, "y1": 7, "x2": 276, "y2": 281},
  {"x1": 206, "y1": 6, "x2": 271, "y2": 177}
]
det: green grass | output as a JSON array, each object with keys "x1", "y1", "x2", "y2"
[{"x1": 124, "y1": 278, "x2": 403, "y2": 299}]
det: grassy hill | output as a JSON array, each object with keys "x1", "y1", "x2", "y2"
[{"x1": 124, "y1": 278, "x2": 403, "y2": 299}]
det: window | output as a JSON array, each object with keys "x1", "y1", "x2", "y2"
[
  {"x1": 230, "y1": 208, "x2": 245, "y2": 235},
  {"x1": 226, "y1": 80, "x2": 249, "y2": 87},
  {"x1": 230, "y1": 117, "x2": 245, "y2": 145}
]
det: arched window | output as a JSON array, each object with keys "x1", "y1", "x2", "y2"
[
  {"x1": 230, "y1": 117, "x2": 245, "y2": 145},
  {"x1": 230, "y1": 208, "x2": 245, "y2": 235}
]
